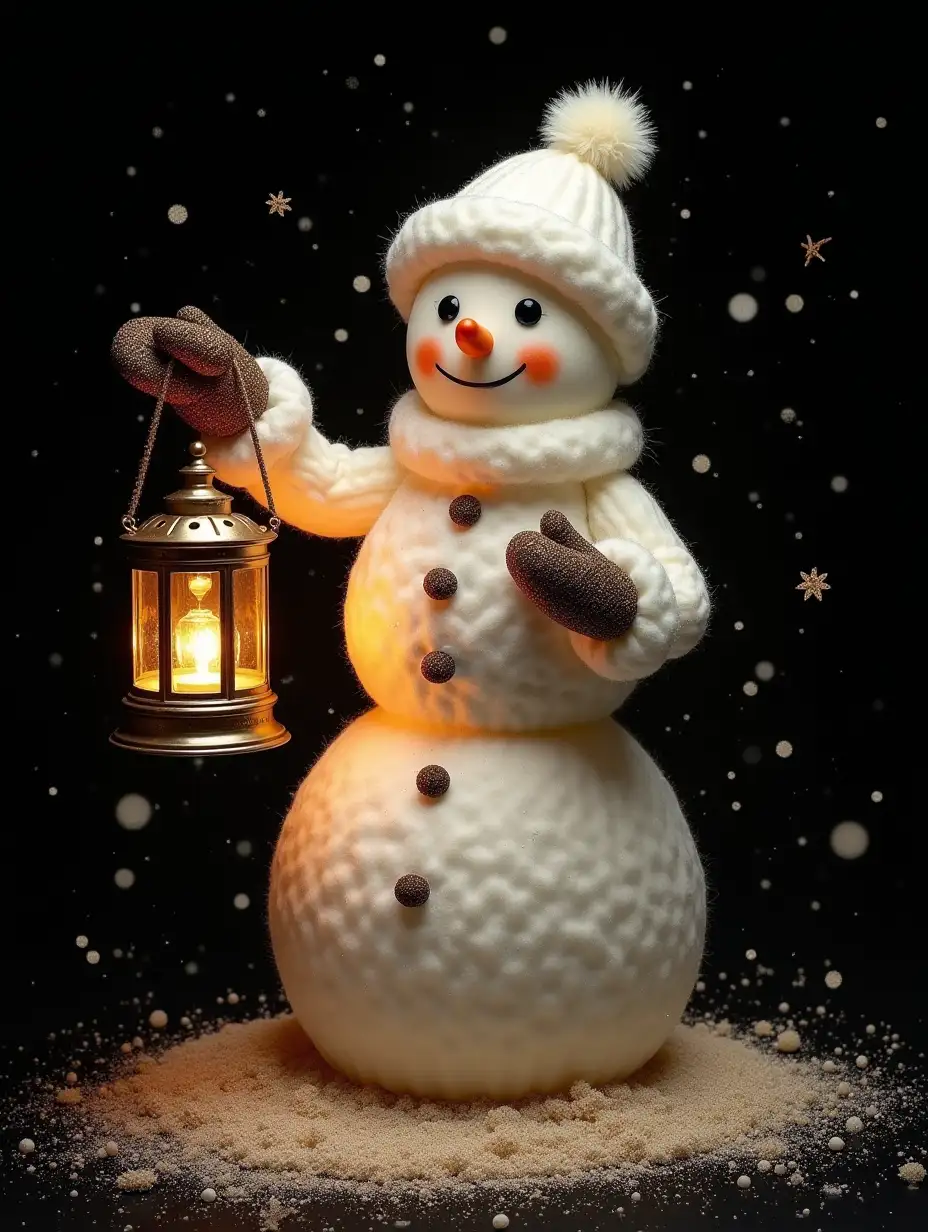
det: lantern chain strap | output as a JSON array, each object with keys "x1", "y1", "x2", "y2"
[
  {"x1": 121, "y1": 359, "x2": 175, "y2": 533},
  {"x1": 233, "y1": 356, "x2": 281, "y2": 531}
]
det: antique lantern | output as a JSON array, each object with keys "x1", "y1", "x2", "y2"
[{"x1": 111, "y1": 370, "x2": 289, "y2": 755}]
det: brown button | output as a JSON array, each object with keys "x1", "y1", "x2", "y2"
[
  {"x1": 395, "y1": 873, "x2": 430, "y2": 907},
  {"x1": 416, "y1": 764, "x2": 451, "y2": 797},
  {"x1": 449, "y1": 494, "x2": 481, "y2": 527},
  {"x1": 421, "y1": 650, "x2": 455, "y2": 683},
  {"x1": 423, "y1": 567, "x2": 457, "y2": 600}
]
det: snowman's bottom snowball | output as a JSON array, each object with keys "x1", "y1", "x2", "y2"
[{"x1": 270, "y1": 709, "x2": 705, "y2": 1099}]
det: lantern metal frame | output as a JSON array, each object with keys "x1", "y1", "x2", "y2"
[{"x1": 111, "y1": 359, "x2": 290, "y2": 756}]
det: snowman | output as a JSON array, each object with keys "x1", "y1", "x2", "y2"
[{"x1": 113, "y1": 83, "x2": 710, "y2": 1100}]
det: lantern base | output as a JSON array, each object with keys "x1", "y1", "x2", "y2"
[{"x1": 110, "y1": 690, "x2": 290, "y2": 757}]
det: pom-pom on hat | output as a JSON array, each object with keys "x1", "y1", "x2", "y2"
[{"x1": 386, "y1": 82, "x2": 658, "y2": 384}]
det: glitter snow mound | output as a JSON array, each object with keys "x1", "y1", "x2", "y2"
[{"x1": 87, "y1": 1015, "x2": 826, "y2": 1187}]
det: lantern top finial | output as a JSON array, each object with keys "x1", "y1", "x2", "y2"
[{"x1": 163, "y1": 440, "x2": 231, "y2": 517}]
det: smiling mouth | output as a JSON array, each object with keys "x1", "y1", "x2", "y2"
[{"x1": 435, "y1": 363, "x2": 526, "y2": 389}]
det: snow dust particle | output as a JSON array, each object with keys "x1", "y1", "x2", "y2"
[
  {"x1": 754, "y1": 1020, "x2": 774, "y2": 1038},
  {"x1": 745, "y1": 949, "x2": 757, "y2": 960},
  {"x1": 785, "y1": 294, "x2": 805, "y2": 313},
  {"x1": 492, "y1": 1217, "x2": 510, "y2": 1230},
  {"x1": 201, "y1": 1187, "x2": 218, "y2": 1202},
  {"x1": 152, "y1": 126, "x2": 163, "y2": 138},
  {"x1": 104, "y1": 1141, "x2": 119, "y2": 1156},
  {"x1": 830, "y1": 821, "x2": 870, "y2": 859},
  {"x1": 403, "y1": 101, "x2": 414, "y2": 113},
  {"x1": 734, "y1": 620, "x2": 744, "y2": 630},
  {"x1": 779, "y1": 116, "x2": 791, "y2": 127},
  {"x1": 114, "y1": 868, "x2": 135, "y2": 890},
  {"x1": 149, "y1": 1009, "x2": 168, "y2": 1030},
  {"x1": 49, "y1": 787, "x2": 58, "y2": 797},
  {"x1": 184, "y1": 961, "x2": 199, "y2": 975},
  {"x1": 373, "y1": 54, "x2": 386, "y2": 66},
  {"x1": 49, "y1": 651, "x2": 64, "y2": 667},
  {"x1": 126, "y1": 166, "x2": 136, "y2": 177},
  {"x1": 850, "y1": 289, "x2": 859, "y2": 299},
  {"x1": 167, "y1": 204, "x2": 188, "y2": 225},
  {"x1": 775, "y1": 740, "x2": 793, "y2": 758},
  {"x1": 828, "y1": 1136, "x2": 845, "y2": 1152},
  {"x1": 233, "y1": 893, "x2": 251, "y2": 910},
  {"x1": 728, "y1": 293, "x2": 758, "y2": 322},
  {"x1": 18, "y1": 1139, "x2": 35, "y2": 1154},
  {"x1": 780, "y1": 407, "x2": 797, "y2": 423},
  {"x1": 845, "y1": 1116, "x2": 863, "y2": 1133},
  {"x1": 236, "y1": 840, "x2": 253, "y2": 857},
  {"x1": 115, "y1": 793, "x2": 152, "y2": 831},
  {"x1": 75, "y1": 935, "x2": 88, "y2": 949},
  {"x1": 334, "y1": 329, "x2": 349, "y2": 342},
  {"x1": 755, "y1": 660, "x2": 775, "y2": 681},
  {"x1": 116, "y1": 1169, "x2": 158, "y2": 1191},
  {"x1": 757, "y1": 1159, "x2": 772, "y2": 1172},
  {"x1": 830, "y1": 475, "x2": 849, "y2": 493},
  {"x1": 825, "y1": 970, "x2": 843, "y2": 990},
  {"x1": 682, "y1": 80, "x2": 693, "y2": 90},
  {"x1": 775, "y1": 1029, "x2": 801, "y2": 1053},
  {"x1": 345, "y1": 77, "x2": 360, "y2": 90},
  {"x1": 680, "y1": 208, "x2": 691, "y2": 219},
  {"x1": 856, "y1": 1055, "x2": 869, "y2": 1069},
  {"x1": 876, "y1": 116, "x2": 888, "y2": 128},
  {"x1": 899, "y1": 1161, "x2": 925, "y2": 1184},
  {"x1": 871, "y1": 790, "x2": 883, "y2": 802},
  {"x1": 737, "y1": 1174, "x2": 751, "y2": 1188},
  {"x1": 742, "y1": 681, "x2": 758, "y2": 697},
  {"x1": 86, "y1": 951, "x2": 100, "y2": 965},
  {"x1": 297, "y1": 217, "x2": 313, "y2": 232},
  {"x1": 225, "y1": 93, "x2": 235, "y2": 102},
  {"x1": 353, "y1": 275, "x2": 371, "y2": 293},
  {"x1": 489, "y1": 26, "x2": 508, "y2": 44},
  {"x1": 691, "y1": 454, "x2": 711, "y2": 474},
  {"x1": 130, "y1": 302, "x2": 141, "y2": 314}
]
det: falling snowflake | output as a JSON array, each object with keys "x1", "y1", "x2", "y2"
[{"x1": 800, "y1": 235, "x2": 832, "y2": 266}]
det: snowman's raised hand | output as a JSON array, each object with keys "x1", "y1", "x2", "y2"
[
  {"x1": 111, "y1": 306, "x2": 269, "y2": 438},
  {"x1": 506, "y1": 511, "x2": 639, "y2": 641}
]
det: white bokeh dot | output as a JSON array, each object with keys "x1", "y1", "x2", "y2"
[
  {"x1": 297, "y1": 217, "x2": 313, "y2": 232},
  {"x1": 755, "y1": 660, "x2": 775, "y2": 682},
  {"x1": 691, "y1": 454, "x2": 711, "y2": 474},
  {"x1": 728, "y1": 293, "x2": 758, "y2": 323},
  {"x1": 352, "y1": 275, "x2": 371, "y2": 293},
  {"x1": 233, "y1": 893, "x2": 251, "y2": 910},
  {"x1": 373, "y1": 54, "x2": 386, "y2": 66},
  {"x1": 114, "y1": 868, "x2": 136, "y2": 890},
  {"x1": 167, "y1": 204, "x2": 188, "y2": 225},
  {"x1": 780, "y1": 408, "x2": 797, "y2": 423},
  {"x1": 830, "y1": 821, "x2": 870, "y2": 860},
  {"x1": 115, "y1": 793, "x2": 152, "y2": 831},
  {"x1": 785, "y1": 294, "x2": 805, "y2": 313},
  {"x1": 775, "y1": 740, "x2": 793, "y2": 758},
  {"x1": 334, "y1": 328, "x2": 349, "y2": 342},
  {"x1": 875, "y1": 116, "x2": 887, "y2": 128},
  {"x1": 488, "y1": 26, "x2": 507, "y2": 44},
  {"x1": 830, "y1": 475, "x2": 849, "y2": 493}
]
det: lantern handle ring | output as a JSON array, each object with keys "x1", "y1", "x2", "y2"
[
  {"x1": 232, "y1": 357, "x2": 281, "y2": 533},
  {"x1": 120, "y1": 359, "x2": 175, "y2": 533}
]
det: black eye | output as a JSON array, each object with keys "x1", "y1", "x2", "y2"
[
  {"x1": 515, "y1": 298, "x2": 542, "y2": 326},
  {"x1": 437, "y1": 295, "x2": 460, "y2": 323}
]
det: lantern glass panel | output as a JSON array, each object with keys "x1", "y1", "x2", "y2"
[
  {"x1": 171, "y1": 571, "x2": 222, "y2": 694},
  {"x1": 132, "y1": 569, "x2": 160, "y2": 692},
  {"x1": 233, "y1": 566, "x2": 268, "y2": 692}
]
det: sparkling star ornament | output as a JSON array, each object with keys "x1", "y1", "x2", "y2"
[
  {"x1": 797, "y1": 567, "x2": 831, "y2": 601},
  {"x1": 266, "y1": 191, "x2": 292, "y2": 217},
  {"x1": 800, "y1": 235, "x2": 832, "y2": 266}
]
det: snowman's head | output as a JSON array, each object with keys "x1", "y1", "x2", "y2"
[{"x1": 406, "y1": 264, "x2": 622, "y2": 425}]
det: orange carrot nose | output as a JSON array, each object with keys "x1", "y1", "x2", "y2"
[{"x1": 455, "y1": 318, "x2": 494, "y2": 358}]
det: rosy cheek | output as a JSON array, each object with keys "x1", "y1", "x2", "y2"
[
  {"x1": 414, "y1": 337, "x2": 442, "y2": 377},
  {"x1": 518, "y1": 345, "x2": 561, "y2": 385}
]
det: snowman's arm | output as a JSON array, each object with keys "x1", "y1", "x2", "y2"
[
  {"x1": 585, "y1": 471, "x2": 711, "y2": 659},
  {"x1": 205, "y1": 357, "x2": 402, "y2": 538}
]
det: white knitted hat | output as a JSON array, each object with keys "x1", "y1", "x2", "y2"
[{"x1": 386, "y1": 82, "x2": 658, "y2": 384}]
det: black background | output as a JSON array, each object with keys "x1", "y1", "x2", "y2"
[{"x1": 5, "y1": 19, "x2": 922, "y2": 1231}]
